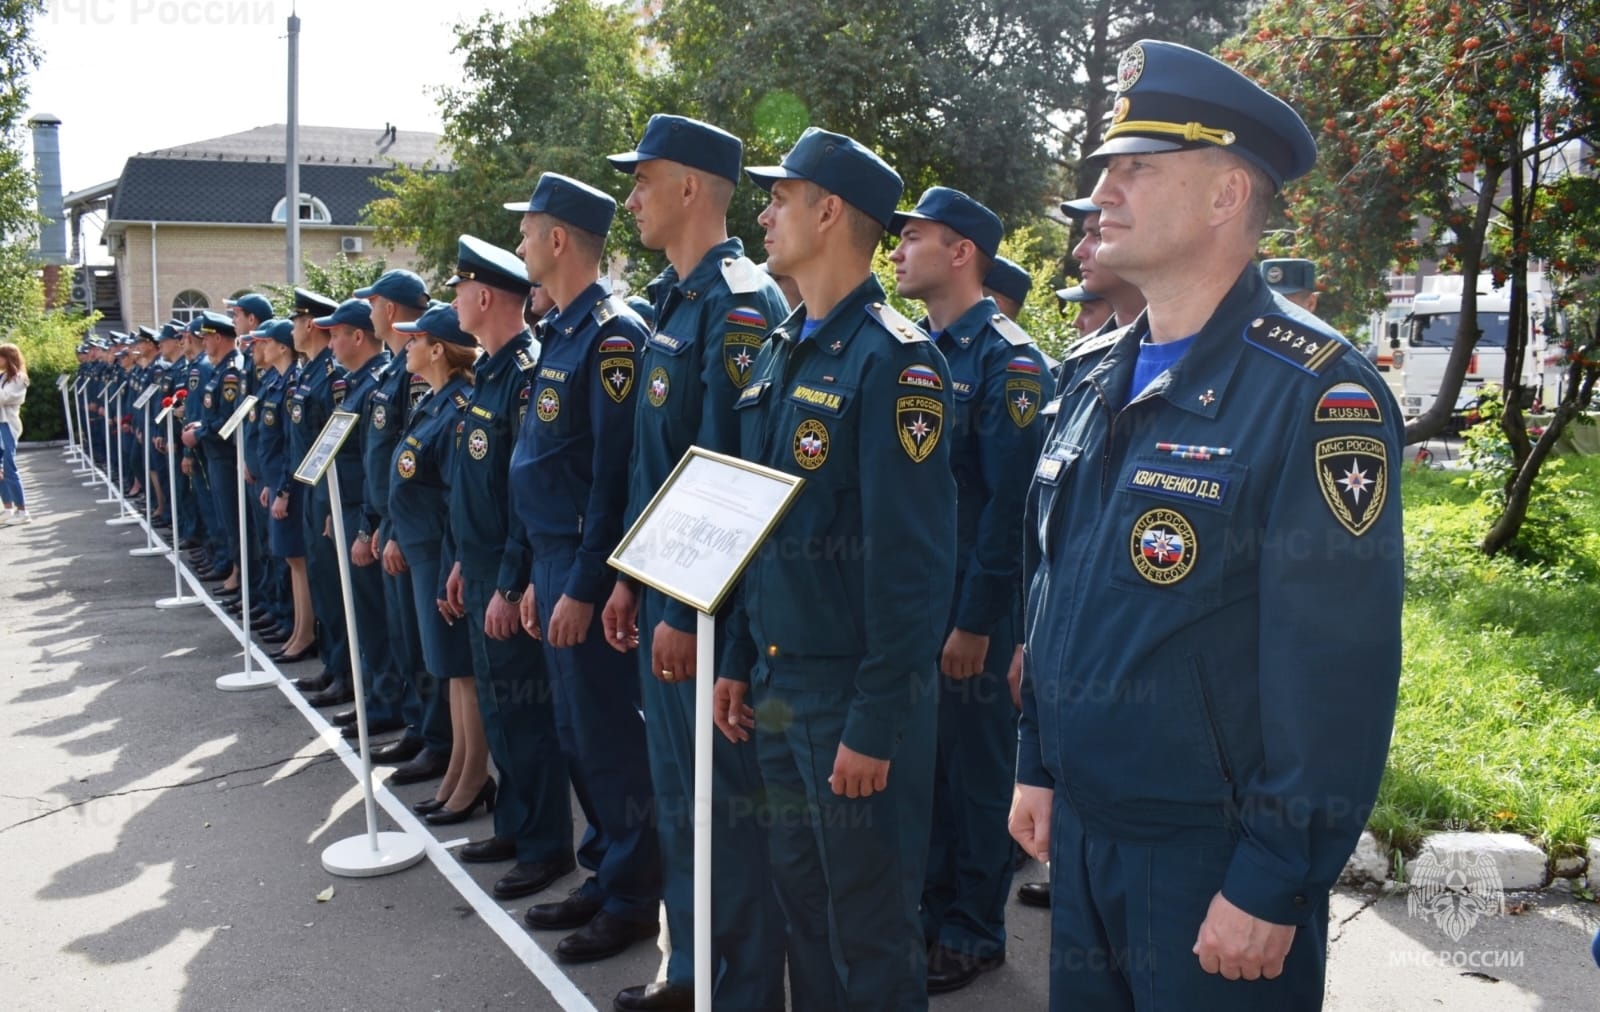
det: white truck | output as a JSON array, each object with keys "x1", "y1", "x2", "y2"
[{"x1": 1393, "y1": 272, "x2": 1554, "y2": 419}]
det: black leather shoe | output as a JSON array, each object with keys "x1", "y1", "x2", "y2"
[
  {"x1": 1016, "y1": 881, "x2": 1050, "y2": 909},
  {"x1": 525, "y1": 888, "x2": 602, "y2": 930},
  {"x1": 179, "y1": 538, "x2": 201, "y2": 550},
  {"x1": 554, "y1": 911, "x2": 659, "y2": 964},
  {"x1": 613, "y1": 982, "x2": 694, "y2": 1011},
  {"x1": 343, "y1": 716, "x2": 405, "y2": 740},
  {"x1": 304, "y1": 685, "x2": 354, "y2": 707},
  {"x1": 291, "y1": 672, "x2": 332, "y2": 692},
  {"x1": 331, "y1": 708, "x2": 358, "y2": 727},
  {"x1": 926, "y1": 944, "x2": 1005, "y2": 994},
  {"x1": 492, "y1": 856, "x2": 577, "y2": 899},
  {"x1": 387, "y1": 748, "x2": 448, "y2": 783},
  {"x1": 457, "y1": 836, "x2": 517, "y2": 864},
  {"x1": 370, "y1": 737, "x2": 424, "y2": 765},
  {"x1": 258, "y1": 630, "x2": 290, "y2": 646},
  {"x1": 425, "y1": 779, "x2": 496, "y2": 824}
]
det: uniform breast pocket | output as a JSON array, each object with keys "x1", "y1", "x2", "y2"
[
  {"x1": 1109, "y1": 456, "x2": 1249, "y2": 606},
  {"x1": 783, "y1": 381, "x2": 854, "y2": 479},
  {"x1": 531, "y1": 376, "x2": 572, "y2": 435}
]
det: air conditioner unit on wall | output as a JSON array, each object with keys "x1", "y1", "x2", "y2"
[{"x1": 340, "y1": 236, "x2": 364, "y2": 254}]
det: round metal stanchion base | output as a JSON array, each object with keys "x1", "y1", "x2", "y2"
[
  {"x1": 129, "y1": 546, "x2": 169, "y2": 557},
  {"x1": 155, "y1": 595, "x2": 203, "y2": 610},
  {"x1": 106, "y1": 515, "x2": 142, "y2": 526},
  {"x1": 216, "y1": 669, "x2": 277, "y2": 692},
  {"x1": 321, "y1": 832, "x2": 427, "y2": 878}
]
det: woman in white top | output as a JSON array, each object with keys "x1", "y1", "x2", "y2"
[{"x1": 0, "y1": 342, "x2": 31, "y2": 523}]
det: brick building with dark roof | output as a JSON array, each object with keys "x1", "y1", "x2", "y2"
[{"x1": 67, "y1": 124, "x2": 442, "y2": 329}]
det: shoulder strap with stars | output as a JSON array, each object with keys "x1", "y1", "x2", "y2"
[
  {"x1": 719, "y1": 256, "x2": 764, "y2": 295},
  {"x1": 865, "y1": 301, "x2": 929, "y2": 344},
  {"x1": 591, "y1": 295, "x2": 632, "y2": 328},
  {"x1": 514, "y1": 347, "x2": 538, "y2": 373},
  {"x1": 989, "y1": 313, "x2": 1033, "y2": 347},
  {"x1": 1243, "y1": 314, "x2": 1349, "y2": 376}
]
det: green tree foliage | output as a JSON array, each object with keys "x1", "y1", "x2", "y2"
[
  {"x1": 1, "y1": 0, "x2": 94, "y2": 441},
  {"x1": 367, "y1": 0, "x2": 648, "y2": 284},
  {"x1": 1230, "y1": 0, "x2": 1600, "y2": 554},
  {"x1": 256, "y1": 252, "x2": 391, "y2": 316}
]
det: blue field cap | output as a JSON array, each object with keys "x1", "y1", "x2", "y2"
[
  {"x1": 196, "y1": 311, "x2": 237, "y2": 338},
  {"x1": 250, "y1": 319, "x2": 296, "y2": 348},
  {"x1": 395, "y1": 303, "x2": 475, "y2": 348},
  {"x1": 224, "y1": 293, "x2": 274, "y2": 321},
  {"x1": 353, "y1": 269, "x2": 431, "y2": 309},
  {"x1": 504, "y1": 173, "x2": 617, "y2": 237},
  {"x1": 1087, "y1": 40, "x2": 1317, "y2": 190},
  {"x1": 890, "y1": 186, "x2": 1004, "y2": 259},
  {"x1": 1260, "y1": 258, "x2": 1316, "y2": 294},
  {"x1": 746, "y1": 127, "x2": 904, "y2": 229},
  {"x1": 446, "y1": 234, "x2": 531, "y2": 295},
  {"x1": 1056, "y1": 284, "x2": 1104, "y2": 305},
  {"x1": 313, "y1": 298, "x2": 375, "y2": 332},
  {"x1": 1059, "y1": 197, "x2": 1100, "y2": 221},
  {"x1": 607, "y1": 114, "x2": 743, "y2": 183},
  {"x1": 984, "y1": 256, "x2": 1033, "y2": 306},
  {"x1": 291, "y1": 287, "x2": 340, "y2": 319}
]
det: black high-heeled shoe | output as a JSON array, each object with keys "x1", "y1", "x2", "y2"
[
  {"x1": 423, "y1": 779, "x2": 497, "y2": 825},
  {"x1": 411, "y1": 797, "x2": 447, "y2": 816},
  {"x1": 269, "y1": 642, "x2": 318, "y2": 664}
]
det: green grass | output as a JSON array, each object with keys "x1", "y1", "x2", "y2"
[{"x1": 1373, "y1": 456, "x2": 1600, "y2": 858}]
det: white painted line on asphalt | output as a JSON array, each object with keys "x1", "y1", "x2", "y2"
[{"x1": 135, "y1": 512, "x2": 597, "y2": 1012}]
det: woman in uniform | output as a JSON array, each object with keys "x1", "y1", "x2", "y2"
[
  {"x1": 253, "y1": 320, "x2": 317, "y2": 663},
  {"x1": 387, "y1": 305, "x2": 492, "y2": 820}
]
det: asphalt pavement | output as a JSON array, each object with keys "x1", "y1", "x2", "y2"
[{"x1": 1, "y1": 443, "x2": 1595, "y2": 1011}]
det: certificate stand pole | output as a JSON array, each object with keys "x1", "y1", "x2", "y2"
[
  {"x1": 95, "y1": 396, "x2": 118, "y2": 501},
  {"x1": 77, "y1": 386, "x2": 98, "y2": 481},
  {"x1": 155, "y1": 407, "x2": 202, "y2": 611},
  {"x1": 319, "y1": 459, "x2": 425, "y2": 876},
  {"x1": 59, "y1": 379, "x2": 79, "y2": 464},
  {"x1": 217, "y1": 412, "x2": 272, "y2": 691},
  {"x1": 130, "y1": 401, "x2": 167, "y2": 557},
  {"x1": 107, "y1": 389, "x2": 141, "y2": 525},
  {"x1": 693, "y1": 610, "x2": 714, "y2": 1012}
]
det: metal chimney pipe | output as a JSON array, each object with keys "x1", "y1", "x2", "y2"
[{"x1": 28, "y1": 113, "x2": 70, "y2": 265}]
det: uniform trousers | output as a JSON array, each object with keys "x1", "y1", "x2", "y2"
[
  {"x1": 462, "y1": 576, "x2": 572, "y2": 865},
  {"x1": 751, "y1": 655, "x2": 937, "y2": 1012},
  {"x1": 1047, "y1": 795, "x2": 1329, "y2": 1011}
]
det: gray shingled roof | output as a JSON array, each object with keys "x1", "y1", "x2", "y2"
[
  {"x1": 107, "y1": 123, "x2": 447, "y2": 226},
  {"x1": 141, "y1": 123, "x2": 446, "y2": 169}
]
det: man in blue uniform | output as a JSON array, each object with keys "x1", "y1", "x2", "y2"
[
  {"x1": 1009, "y1": 41, "x2": 1403, "y2": 1010},
  {"x1": 440, "y1": 235, "x2": 575, "y2": 900},
  {"x1": 313, "y1": 298, "x2": 405, "y2": 735},
  {"x1": 284, "y1": 287, "x2": 353, "y2": 703},
  {"x1": 888, "y1": 186, "x2": 1051, "y2": 993},
  {"x1": 604, "y1": 112, "x2": 791, "y2": 1012},
  {"x1": 226, "y1": 293, "x2": 280, "y2": 631},
  {"x1": 713, "y1": 127, "x2": 957, "y2": 1011},
  {"x1": 353, "y1": 270, "x2": 452, "y2": 778},
  {"x1": 505, "y1": 173, "x2": 663, "y2": 964},
  {"x1": 182, "y1": 311, "x2": 244, "y2": 596}
]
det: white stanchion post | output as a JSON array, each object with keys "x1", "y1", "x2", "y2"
[
  {"x1": 217, "y1": 412, "x2": 273, "y2": 692},
  {"x1": 58, "y1": 378, "x2": 77, "y2": 462},
  {"x1": 76, "y1": 385, "x2": 98, "y2": 479},
  {"x1": 94, "y1": 392, "x2": 118, "y2": 499},
  {"x1": 130, "y1": 396, "x2": 168, "y2": 557},
  {"x1": 694, "y1": 610, "x2": 714, "y2": 1012},
  {"x1": 155, "y1": 404, "x2": 202, "y2": 610},
  {"x1": 107, "y1": 388, "x2": 141, "y2": 524},
  {"x1": 319, "y1": 459, "x2": 425, "y2": 876}
]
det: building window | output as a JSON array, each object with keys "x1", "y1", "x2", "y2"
[
  {"x1": 271, "y1": 193, "x2": 332, "y2": 224},
  {"x1": 172, "y1": 289, "x2": 209, "y2": 322}
]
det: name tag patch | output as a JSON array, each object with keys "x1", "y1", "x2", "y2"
[
  {"x1": 1125, "y1": 466, "x2": 1229, "y2": 507},
  {"x1": 790, "y1": 384, "x2": 846, "y2": 415}
]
